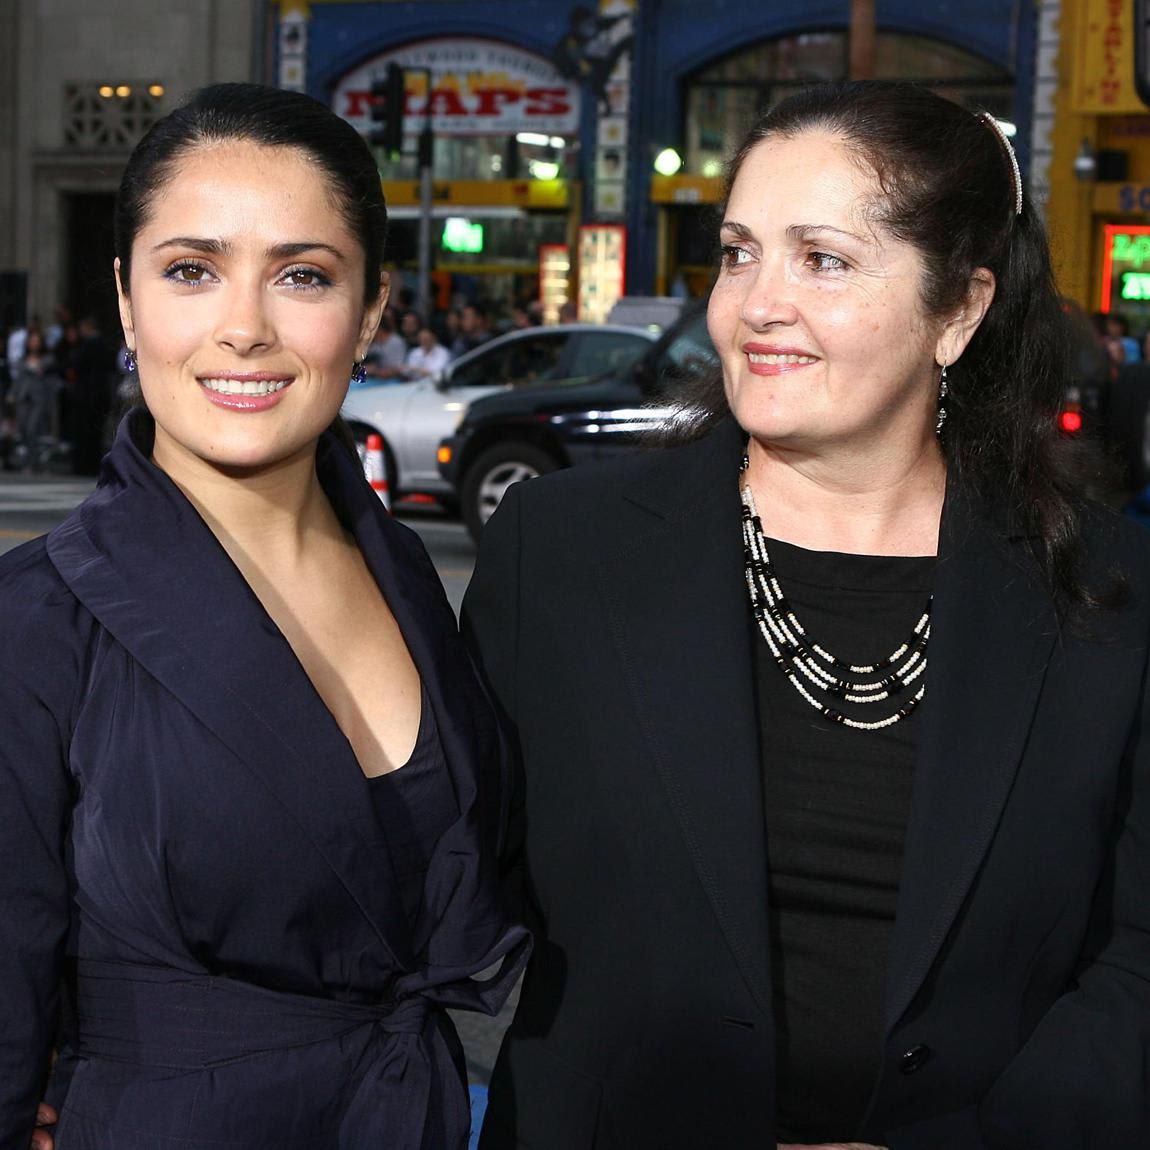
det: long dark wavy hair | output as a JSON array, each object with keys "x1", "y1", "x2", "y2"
[{"x1": 674, "y1": 80, "x2": 1111, "y2": 608}]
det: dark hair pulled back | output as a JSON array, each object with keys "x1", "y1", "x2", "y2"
[
  {"x1": 688, "y1": 80, "x2": 1102, "y2": 608},
  {"x1": 115, "y1": 83, "x2": 388, "y2": 305}
]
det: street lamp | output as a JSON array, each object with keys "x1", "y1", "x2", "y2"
[
  {"x1": 1074, "y1": 138, "x2": 1098, "y2": 182},
  {"x1": 654, "y1": 147, "x2": 683, "y2": 177}
]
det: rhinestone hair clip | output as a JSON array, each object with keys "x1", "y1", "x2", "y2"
[{"x1": 980, "y1": 112, "x2": 1023, "y2": 216}]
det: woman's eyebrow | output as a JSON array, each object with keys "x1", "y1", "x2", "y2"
[
  {"x1": 149, "y1": 237, "x2": 347, "y2": 261},
  {"x1": 718, "y1": 220, "x2": 754, "y2": 240},
  {"x1": 786, "y1": 223, "x2": 870, "y2": 245}
]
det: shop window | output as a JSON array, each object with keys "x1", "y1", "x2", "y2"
[
  {"x1": 372, "y1": 133, "x2": 570, "y2": 183},
  {"x1": 684, "y1": 32, "x2": 1013, "y2": 177}
]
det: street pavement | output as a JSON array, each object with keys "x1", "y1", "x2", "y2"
[{"x1": 0, "y1": 474, "x2": 515, "y2": 1084}]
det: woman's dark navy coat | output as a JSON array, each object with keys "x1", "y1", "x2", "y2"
[{"x1": 0, "y1": 412, "x2": 528, "y2": 1149}]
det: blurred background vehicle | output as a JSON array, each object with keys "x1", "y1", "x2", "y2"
[
  {"x1": 340, "y1": 322, "x2": 656, "y2": 506},
  {"x1": 605, "y1": 295, "x2": 686, "y2": 332},
  {"x1": 438, "y1": 299, "x2": 718, "y2": 539}
]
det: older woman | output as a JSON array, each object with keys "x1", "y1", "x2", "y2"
[
  {"x1": 1, "y1": 84, "x2": 527, "y2": 1150},
  {"x1": 464, "y1": 82, "x2": 1150, "y2": 1149}
]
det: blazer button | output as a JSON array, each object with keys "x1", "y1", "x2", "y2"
[{"x1": 900, "y1": 1044, "x2": 932, "y2": 1074}]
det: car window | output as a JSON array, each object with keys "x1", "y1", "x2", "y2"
[
  {"x1": 653, "y1": 308, "x2": 719, "y2": 391},
  {"x1": 448, "y1": 344, "x2": 515, "y2": 388},
  {"x1": 565, "y1": 331, "x2": 651, "y2": 378},
  {"x1": 505, "y1": 334, "x2": 568, "y2": 387}
]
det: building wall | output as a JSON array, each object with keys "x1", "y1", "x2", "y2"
[
  {"x1": 1044, "y1": 0, "x2": 1150, "y2": 324},
  {"x1": 0, "y1": 0, "x2": 256, "y2": 327},
  {"x1": 0, "y1": 0, "x2": 1036, "y2": 327},
  {"x1": 294, "y1": 0, "x2": 1031, "y2": 296}
]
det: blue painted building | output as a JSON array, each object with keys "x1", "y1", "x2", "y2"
[{"x1": 279, "y1": 0, "x2": 1032, "y2": 312}]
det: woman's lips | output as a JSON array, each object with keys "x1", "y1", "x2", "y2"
[
  {"x1": 743, "y1": 347, "x2": 818, "y2": 375},
  {"x1": 198, "y1": 376, "x2": 293, "y2": 411}
]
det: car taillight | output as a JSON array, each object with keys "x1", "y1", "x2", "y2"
[{"x1": 1058, "y1": 407, "x2": 1084, "y2": 434}]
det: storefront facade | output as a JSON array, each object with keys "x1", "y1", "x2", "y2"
[
  {"x1": 1043, "y1": 0, "x2": 1150, "y2": 338},
  {"x1": 277, "y1": 0, "x2": 1034, "y2": 316}
]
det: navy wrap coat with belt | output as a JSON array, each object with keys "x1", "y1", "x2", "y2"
[{"x1": 0, "y1": 412, "x2": 529, "y2": 1149}]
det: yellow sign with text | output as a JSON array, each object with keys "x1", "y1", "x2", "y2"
[
  {"x1": 381, "y1": 179, "x2": 569, "y2": 210},
  {"x1": 1075, "y1": 0, "x2": 1145, "y2": 113}
]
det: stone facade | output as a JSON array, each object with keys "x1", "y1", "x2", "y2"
[{"x1": 0, "y1": 0, "x2": 257, "y2": 329}]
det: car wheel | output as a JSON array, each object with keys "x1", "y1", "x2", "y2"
[
  {"x1": 461, "y1": 442, "x2": 557, "y2": 542},
  {"x1": 347, "y1": 421, "x2": 398, "y2": 500}
]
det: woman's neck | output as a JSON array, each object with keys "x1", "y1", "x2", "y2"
[
  {"x1": 743, "y1": 436, "x2": 947, "y2": 557},
  {"x1": 152, "y1": 440, "x2": 345, "y2": 572}
]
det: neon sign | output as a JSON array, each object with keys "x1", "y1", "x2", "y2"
[{"x1": 1101, "y1": 224, "x2": 1150, "y2": 310}]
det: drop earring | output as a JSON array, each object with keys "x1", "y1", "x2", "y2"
[
  {"x1": 935, "y1": 363, "x2": 949, "y2": 436},
  {"x1": 351, "y1": 360, "x2": 367, "y2": 386},
  {"x1": 123, "y1": 347, "x2": 138, "y2": 374}
]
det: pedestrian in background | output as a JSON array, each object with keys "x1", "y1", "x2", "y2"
[
  {"x1": 465, "y1": 81, "x2": 1150, "y2": 1148},
  {"x1": 1, "y1": 81, "x2": 527, "y2": 1150},
  {"x1": 68, "y1": 315, "x2": 116, "y2": 475},
  {"x1": 402, "y1": 324, "x2": 452, "y2": 380},
  {"x1": 450, "y1": 302, "x2": 493, "y2": 357},
  {"x1": 9, "y1": 328, "x2": 61, "y2": 468},
  {"x1": 362, "y1": 309, "x2": 409, "y2": 379}
]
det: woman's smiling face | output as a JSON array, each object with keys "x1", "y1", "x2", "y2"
[
  {"x1": 117, "y1": 138, "x2": 385, "y2": 480},
  {"x1": 708, "y1": 130, "x2": 954, "y2": 461}
]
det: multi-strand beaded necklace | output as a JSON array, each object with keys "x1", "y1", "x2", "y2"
[{"x1": 739, "y1": 465, "x2": 930, "y2": 731}]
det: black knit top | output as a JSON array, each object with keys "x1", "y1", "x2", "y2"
[{"x1": 752, "y1": 536, "x2": 936, "y2": 1142}]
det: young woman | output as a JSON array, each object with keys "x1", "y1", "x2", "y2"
[
  {"x1": 465, "y1": 82, "x2": 1150, "y2": 1149},
  {"x1": 1, "y1": 83, "x2": 527, "y2": 1150}
]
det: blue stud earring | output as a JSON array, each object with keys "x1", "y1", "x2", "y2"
[
  {"x1": 351, "y1": 360, "x2": 367, "y2": 386},
  {"x1": 124, "y1": 347, "x2": 138, "y2": 374}
]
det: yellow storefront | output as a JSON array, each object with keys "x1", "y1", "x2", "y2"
[{"x1": 1044, "y1": 0, "x2": 1150, "y2": 331}]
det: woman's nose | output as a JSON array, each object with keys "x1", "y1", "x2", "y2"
[
  {"x1": 214, "y1": 279, "x2": 276, "y2": 355},
  {"x1": 740, "y1": 258, "x2": 798, "y2": 330}
]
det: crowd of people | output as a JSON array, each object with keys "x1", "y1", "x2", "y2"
[
  {"x1": 361, "y1": 294, "x2": 574, "y2": 384},
  {"x1": 0, "y1": 308, "x2": 125, "y2": 475},
  {"x1": 1094, "y1": 309, "x2": 1150, "y2": 368},
  {"x1": 1, "y1": 288, "x2": 565, "y2": 476}
]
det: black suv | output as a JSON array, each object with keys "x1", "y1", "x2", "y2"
[{"x1": 437, "y1": 300, "x2": 718, "y2": 540}]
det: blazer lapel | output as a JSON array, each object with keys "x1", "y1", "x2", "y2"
[
  {"x1": 47, "y1": 415, "x2": 416, "y2": 966},
  {"x1": 595, "y1": 420, "x2": 773, "y2": 1011},
  {"x1": 884, "y1": 489, "x2": 1058, "y2": 1028},
  {"x1": 341, "y1": 449, "x2": 528, "y2": 974}
]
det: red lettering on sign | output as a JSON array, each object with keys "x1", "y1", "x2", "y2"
[
  {"x1": 428, "y1": 88, "x2": 469, "y2": 116},
  {"x1": 474, "y1": 88, "x2": 521, "y2": 116},
  {"x1": 524, "y1": 87, "x2": 571, "y2": 116},
  {"x1": 344, "y1": 89, "x2": 373, "y2": 117}
]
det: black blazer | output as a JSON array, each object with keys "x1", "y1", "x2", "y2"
[{"x1": 463, "y1": 417, "x2": 1150, "y2": 1150}]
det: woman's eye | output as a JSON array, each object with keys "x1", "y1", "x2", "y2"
[
  {"x1": 719, "y1": 244, "x2": 753, "y2": 268},
  {"x1": 808, "y1": 251, "x2": 847, "y2": 272},
  {"x1": 281, "y1": 267, "x2": 330, "y2": 289},
  {"x1": 165, "y1": 261, "x2": 212, "y2": 285}
]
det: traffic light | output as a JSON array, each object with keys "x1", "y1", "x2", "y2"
[{"x1": 370, "y1": 63, "x2": 406, "y2": 154}]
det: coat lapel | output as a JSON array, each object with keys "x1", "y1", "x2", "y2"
[
  {"x1": 45, "y1": 414, "x2": 444, "y2": 969},
  {"x1": 883, "y1": 489, "x2": 1058, "y2": 1028},
  {"x1": 595, "y1": 420, "x2": 773, "y2": 1011}
]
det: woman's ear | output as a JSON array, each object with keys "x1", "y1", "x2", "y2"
[
  {"x1": 114, "y1": 258, "x2": 136, "y2": 351},
  {"x1": 936, "y1": 267, "x2": 995, "y2": 367},
  {"x1": 356, "y1": 272, "x2": 391, "y2": 361}
]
